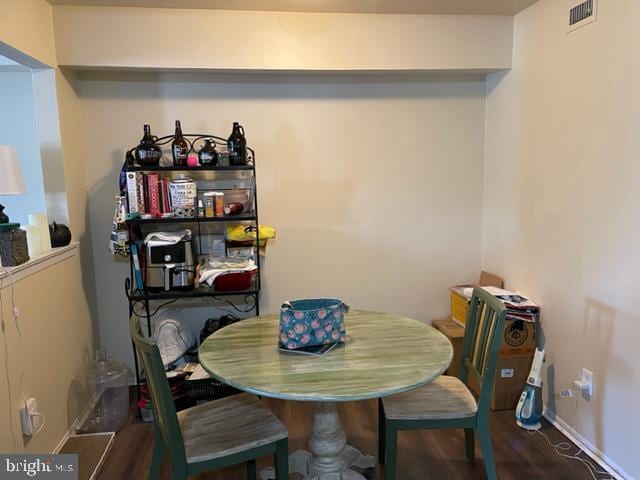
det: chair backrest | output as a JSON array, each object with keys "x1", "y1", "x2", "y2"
[
  {"x1": 458, "y1": 287, "x2": 507, "y2": 414},
  {"x1": 129, "y1": 316, "x2": 188, "y2": 470}
]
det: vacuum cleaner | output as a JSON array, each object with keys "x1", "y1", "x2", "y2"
[{"x1": 515, "y1": 348, "x2": 545, "y2": 430}]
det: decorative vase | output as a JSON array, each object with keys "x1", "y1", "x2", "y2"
[
  {"x1": 49, "y1": 222, "x2": 72, "y2": 247},
  {"x1": 0, "y1": 204, "x2": 9, "y2": 224}
]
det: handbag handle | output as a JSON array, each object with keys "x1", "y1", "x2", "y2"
[{"x1": 281, "y1": 301, "x2": 349, "y2": 313}]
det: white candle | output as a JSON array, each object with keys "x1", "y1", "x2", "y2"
[
  {"x1": 28, "y1": 213, "x2": 51, "y2": 253},
  {"x1": 40, "y1": 224, "x2": 51, "y2": 252},
  {"x1": 23, "y1": 225, "x2": 44, "y2": 256}
]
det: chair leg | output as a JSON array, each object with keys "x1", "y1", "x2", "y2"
[
  {"x1": 464, "y1": 428, "x2": 475, "y2": 463},
  {"x1": 170, "y1": 463, "x2": 188, "y2": 480},
  {"x1": 148, "y1": 426, "x2": 164, "y2": 480},
  {"x1": 246, "y1": 459, "x2": 257, "y2": 480},
  {"x1": 384, "y1": 422, "x2": 398, "y2": 480},
  {"x1": 275, "y1": 438, "x2": 289, "y2": 480},
  {"x1": 378, "y1": 399, "x2": 386, "y2": 464},
  {"x1": 477, "y1": 425, "x2": 497, "y2": 480}
]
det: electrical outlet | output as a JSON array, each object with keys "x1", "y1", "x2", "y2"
[
  {"x1": 19, "y1": 398, "x2": 39, "y2": 436},
  {"x1": 582, "y1": 368, "x2": 594, "y2": 396}
]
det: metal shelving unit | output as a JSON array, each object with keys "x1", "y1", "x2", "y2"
[
  {"x1": 122, "y1": 132, "x2": 261, "y2": 403},
  {"x1": 126, "y1": 213, "x2": 257, "y2": 225}
]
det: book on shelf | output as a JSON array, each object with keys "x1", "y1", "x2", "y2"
[
  {"x1": 130, "y1": 243, "x2": 144, "y2": 290},
  {"x1": 126, "y1": 172, "x2": 175, "y2": 217},
  {"x1": 147, "y1": 174, "x2": 160, "y2": 216},
  {"x1": 162, "y1": 178, "x2": 172, "y2": 213},
  {"x1": 126, "y1": 171, "x2": 145, "y2": 213}
]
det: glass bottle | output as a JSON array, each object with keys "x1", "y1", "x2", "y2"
[
  {"x1": 198, "y1": 138, "x2": 218, "y2": 166},
  {"x1": 135, "y1": 124, "x2": 162, "y2": 166},
  {"x1": 227, "y1": 122, "x2": 247, "y2": 166},
  {"x1": 172, "y1": 120, "x2": 189, "y2": 166}
]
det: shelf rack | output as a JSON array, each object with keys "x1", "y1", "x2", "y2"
[
  {"x1": 126, "y1": 213, "x2": 257, "y2": 225},
  {"x1": 122, "y1": 132, "x2": 261, "y2": 404}
]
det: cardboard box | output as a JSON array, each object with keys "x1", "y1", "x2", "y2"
[
  {"x1": 450, "y1": 271, "x2": 504, "y2": 327},
  {"x1": 434, "y1": 314, "x2": 536, "y2": 411},
  {"x1": 499, "y1": 319, "x2": 536, "y2": 358},
  {"x1": 434, "y1": 316, "x2": 535, "y2": 370},
  {"x1": 432, "y1": 318, "x2": 465, "y2": 377},
  {"x1": 469, "y1": 355, "x2": 534, "y2": 411}
]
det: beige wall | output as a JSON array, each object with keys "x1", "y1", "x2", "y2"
[
  {"x1": 53, "y1": 67, "x2": 100, "y2": 342},
  {"x1": 32, "y1": 68, "x2": 70, "y2": 226},
  {"x1": 75, "y1": 71, "x2": 487, "y2": 368},
  {"x1": 0, "y1": 0, "x2": 98, "y2": 455},
  {"x1": 0, "y1": 250, "x2": 94, "y2": 453},
  {"x1": 0, "y1": 0, "x2": 56, "y2": 67},
  {"x1": 53, "y1": 6, "x2": 513, "y2": 72},
  {"x1": 483, "y1": 1, "x2": 640, "y2": 478},
  {"x1": 0, "y1": 1, "x2": 90, "y2": 239},
  {"x1": 54, "y1": 68, "x2": 90, "y2": 240}
]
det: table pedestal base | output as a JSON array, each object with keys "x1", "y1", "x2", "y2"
[{"x1": 261, "y1": 402, "x2": 376, "y2": 480}]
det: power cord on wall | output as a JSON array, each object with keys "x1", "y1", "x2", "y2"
[
  {"x1": 530, "y1": 392, "x2": 613, "y2": 480},
  {"x1": 528, "y1": 429, "x2": 613, "y2": 480},
  {"x1": 0, "y1": 265, "x2": 47, "y2": 448}
]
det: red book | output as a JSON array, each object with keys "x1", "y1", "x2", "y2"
[
  {"x1": 147, "y1": 174, "x2": 160, "y2": 216},
  {"x1": 162, "y1": 178, "x2": 171, "y2": 213},
  {"x1": 157, "y1": 180, "x2": 164, "y2": 214},
  {"x1": 136, "y1": 172, "x2": 146, "y2": 213},
  {"x1": 142, "y1": 174, "x2": 149, "y2": 214}
]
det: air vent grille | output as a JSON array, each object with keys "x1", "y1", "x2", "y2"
[
  {"x1": 569, "y1": 0, "x2": 593, "y2": 26},
  {"x1": 567, "y1": 0, "x2": 597, "y2": 33}
]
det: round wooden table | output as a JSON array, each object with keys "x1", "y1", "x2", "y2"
[{"x1": 199, "y1": 310, "x2": 453, "y2": 480}]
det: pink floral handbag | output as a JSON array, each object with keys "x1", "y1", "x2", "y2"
[{"x1": 279, "y1": 298, "x2": 349, "y2": 350}]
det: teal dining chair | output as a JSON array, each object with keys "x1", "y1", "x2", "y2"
[
  {"x1": 130, "y1": 316, "x2": 289, "y2": 480},
  {"x1": 378, "y1": 287, "x2": 507, "y2": 479}
]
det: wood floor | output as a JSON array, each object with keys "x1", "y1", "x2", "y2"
[{"x1": 98, "y1": 398, "x2": 608, "y2": 479}]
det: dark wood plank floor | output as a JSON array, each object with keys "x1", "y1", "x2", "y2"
[{"x1": 98, "y1": 398, "x2": 608, "y2": 479}]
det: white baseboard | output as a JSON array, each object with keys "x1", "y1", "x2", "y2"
[{"x1": 543, "y1": 407, "x2": 632, "y2": 480}]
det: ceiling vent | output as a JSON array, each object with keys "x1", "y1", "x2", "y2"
[{"x1": 567, "y1": 0, "x2": 598, "y2": 33}]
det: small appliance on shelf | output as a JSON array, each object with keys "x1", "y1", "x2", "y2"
[{"x1": 144, "y1": 230, "x2": 195, "y2": 292}]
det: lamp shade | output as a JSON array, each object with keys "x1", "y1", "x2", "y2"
[{"x1": 0, "y1": 145, "x2": 26, "y2": 195}]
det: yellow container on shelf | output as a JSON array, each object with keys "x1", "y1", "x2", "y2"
[
  {"x1": 450, "y1": 286, "x2": 472, "y2": 327},
  {"x1": 449, "y1": 271, "x2": 504, "y2": 327}
]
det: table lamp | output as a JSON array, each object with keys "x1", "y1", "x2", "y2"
[{"x1": 0, "y1": 145, "x2": 27, "y2": 225}]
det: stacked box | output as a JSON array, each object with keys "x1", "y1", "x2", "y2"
[{"x1": 446, "y1": 273, "x2": 539, "y2": 410}]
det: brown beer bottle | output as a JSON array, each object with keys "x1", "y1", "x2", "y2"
[
  {"x1": 227, "y1": 122, "x2": 247, "y2": 166},
  {"x1": 172, "y1": 120, "x2": 189, "y2": 166},
  {"x1": 135, "y1": 124, "x2": 162, "y2": 166}
]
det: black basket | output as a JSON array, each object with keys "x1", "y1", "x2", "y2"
[{"x1": 185, "y1": 378, "x2": 241, "y2": 401}]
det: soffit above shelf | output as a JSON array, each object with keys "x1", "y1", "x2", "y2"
[
  {"x1": 53, "y1": 8, "x2": 515, "y2": 73},
  {"x1": 47, "y1": 0, "x2": 539, "y2": 16}
]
